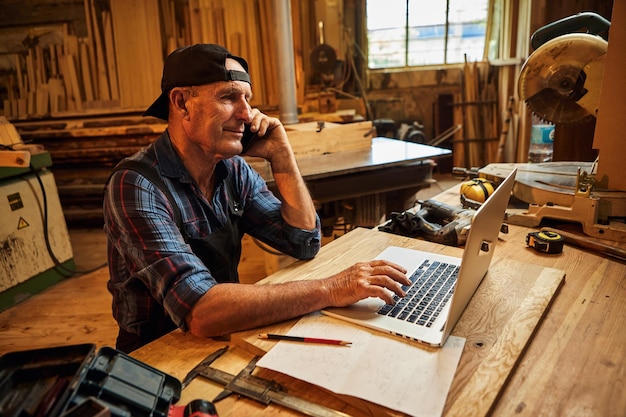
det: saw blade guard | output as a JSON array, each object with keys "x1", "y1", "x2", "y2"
[
  {"x1": 518, "y1": 33, "x2": 607, "y2": 124},
  {"x1": 530, "y1": 11, "x2": 610, "y2": 50}
]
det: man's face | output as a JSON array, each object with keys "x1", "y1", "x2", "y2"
[{"x1": 181, "y1": 58, "x2": 253, "y2": 157}]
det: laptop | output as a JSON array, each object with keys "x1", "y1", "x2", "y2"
[{"x1": 322, "y1": 168, "x2": 517, "y2": 347}]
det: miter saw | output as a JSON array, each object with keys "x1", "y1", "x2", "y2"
[
  {"x1": 519, "y1": 12, "x2": 609, "y2": 123},
  {"x1": 482, "y1": 12, "x2": 626, "y2": 242}
]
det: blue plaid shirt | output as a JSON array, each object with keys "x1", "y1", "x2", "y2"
[{"x1": 103, "y1": 131, "x2": 321, "y2": 340}]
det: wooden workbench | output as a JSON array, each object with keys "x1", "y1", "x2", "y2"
[
  {"x1": 130, "y1": 181, "x2": 626, "y2": 416},
  {"x1": 248, "y1": 137, "x2": 452, "y2": 203}
]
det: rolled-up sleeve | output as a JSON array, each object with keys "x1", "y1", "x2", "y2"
[
  {"x1": 104, "y1": 168, "x2": 216, "y2": 331},
  {"x1": 234, "y1": 159, "x2": 321, "y2": 260}
]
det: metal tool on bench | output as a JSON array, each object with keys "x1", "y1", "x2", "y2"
[
  {"x1": 519, "y1": 12, "x2": 609, "y2": 124},
  {"x1": 526, "y1": 230, "x2": 564, "y2": 254},
  {"x1": 379, "y1": 199, "x2": 483, "y2": 246},
  {"x1": 498, "y1": 12, "x2": 626, "y2": 242},
  {"x1": 180, "y1": 346, "x2": 350, "y2": 417}
]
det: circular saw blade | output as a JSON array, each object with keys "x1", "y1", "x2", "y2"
[{"x1": 518, "y1": 33, "x2": 607, "y2": 124}]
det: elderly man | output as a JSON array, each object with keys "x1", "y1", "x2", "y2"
[{"x1": 103, "y1": 44, "x2": 409, "y2": 353}]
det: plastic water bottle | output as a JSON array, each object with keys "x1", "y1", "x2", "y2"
[{"x1": 528, "y1": 115, "x2": 555, "y2": 163}]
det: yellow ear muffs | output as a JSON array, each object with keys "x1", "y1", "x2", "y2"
[{"x1": 460, "y1": 178, "x2": 495, "y2": 203}]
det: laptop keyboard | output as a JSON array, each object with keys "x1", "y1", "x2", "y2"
[{"x1": 377, "y1": 259, "x2": 459, "y2": 327}]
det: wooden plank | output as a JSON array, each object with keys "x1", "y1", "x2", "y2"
[
  {"x1": 101, "y1": 10, "x2": 119, "y2": 101},
  {"x1": 25, "y1": 49, "x2": 36, "y2": 99},
  {"x1": 64, "y1": 34, "x2": 79, "y2": 58},
  {"x1": 243, "y1": 0, "x2": 266, "y2": 105},
  {"x1": 57, "y1": 55, "x2": 74, "y2": 111},
  {"x1": 48, "y1": 43, "x2": 59, "y2": 78},
  {"x1": 453, "y1": 97, "x2": 465, "y2": 167},
  {"x1": 445, "y1": 264, "x2": 565, "y2": 416},
  {"x1": 83, "y1": 0, "x2": 99, "y2": 96},
  {"x1": 90, "y1": 0, "x2": 111, "y2": 101},
  {"x1": 180, "y1": 2, "x2": 193, "y2": 45},
  {"x1": 27, "y1": 91, "x2": 36, "y2": 115},
  {"x1": 258, "y1": 0, "x2": 275, "y2": 105},
  {"x1": 283, "y1": 121, "x2": 372, "y2": 157},
  {"x1": 79, "y1": 40, "x2": 94, "y2": 102},
  {"x1": 204, "y1": 0, "x2": 214, "y2": 43},
  {"x1": 35, "y1": 82, "x2": 49, "y2": 115},
  {"x1": 62, "y1": 54, "x2": 83, "y2": 110},
  {"x1": 34, "y1": 45, "x2": 45, "y2": 86},
  {"x1": 109, "y1": 0, "x2": 162, "y2": 109},
  {"x1": 17, "y1": 98, "x2": 27, "y2": 117},
  {"x1": 0, "y1": 150, "x2": 31, "y2": 167},
  {"x1": 48, "y1": 78, "x2": 65, "y2": 113},
  {"x1": 160, "y1": 0, "x2": 177, "y2": 53},
  {"x1": 14, "y1": 54, "x2": 26, "y2": 99},
  {"x1": 0, "y1": 119, "x2": 23, "y2": 146}
]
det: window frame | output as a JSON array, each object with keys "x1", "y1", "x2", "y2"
[{"x1": 366, "y1": 0, "x2": 490, "y2": 70}]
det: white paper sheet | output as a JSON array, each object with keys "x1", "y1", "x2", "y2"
[{"x1": 256, "y1": 312, "x2": 465, "y2": 417}]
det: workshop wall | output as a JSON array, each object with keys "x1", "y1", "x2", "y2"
[
  {"x1": 0, "y1": 0, "x2": 615, "y2": 160},
  {"x1": 364, "y1": 0, "x2": 614, "y2": 164}
]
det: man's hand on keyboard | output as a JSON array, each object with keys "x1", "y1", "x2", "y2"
[{"x1": 324, "y1": 260, "x2": 410, "y2": 306}]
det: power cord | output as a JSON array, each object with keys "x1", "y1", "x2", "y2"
[{"x1": 29, "y1": 163, "x2": 108, "y2": 277}]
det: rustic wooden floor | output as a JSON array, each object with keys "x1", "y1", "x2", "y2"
[{"x1": 0, "y1": 173, "x2": 460, "y2": 356}]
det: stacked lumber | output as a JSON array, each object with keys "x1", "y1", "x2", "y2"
[
  {"x1": 1, "y1": 1, "x2": 165, "y2": 120},
  {"x1": 1, "y1": 0, "x2": 307, "y2": 121},
  {"x1": 2, "y1": 13, "x2": 123, "y2": 119},
  {"x1": 452, "y1": 59, "x2": 499, "y2": 168},
  {"x1": 14, "y1": 116, "x2": 165, "y2": 224}
]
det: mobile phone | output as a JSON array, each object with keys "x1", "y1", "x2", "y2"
[{"x1": 240, "y1": 124, "x2": 257, "y2": 154}]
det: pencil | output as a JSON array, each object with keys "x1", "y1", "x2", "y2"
[{"x1": 258, "y1": 333, "x2": 352, "y2": 346}]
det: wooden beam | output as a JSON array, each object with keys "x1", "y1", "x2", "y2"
[{"x1": 0, "y1": 150, "x2": 31, "y2": 168}]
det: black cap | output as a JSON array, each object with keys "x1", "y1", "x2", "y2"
[{"x1": 144, "y1": 44, "x2": 251, "y2": 120}]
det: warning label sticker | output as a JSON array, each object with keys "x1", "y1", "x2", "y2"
[
  {"x1": 17, "y1": 217, "x2": 29, "y2": 229},
  {"x1": 8, "y1": 192, "x2": 23, "y2": 211}
]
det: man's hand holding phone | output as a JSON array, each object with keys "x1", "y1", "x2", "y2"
[
  {"x1": 240, "y1": 110, "x2": 293, "y2": 165},
  {"x1": 240, "y1": 124, "x2": 258, "y2": 154}
]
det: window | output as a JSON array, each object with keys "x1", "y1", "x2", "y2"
[{"x1": 367, "y1": 0, "x2": 489, "y2": 69}]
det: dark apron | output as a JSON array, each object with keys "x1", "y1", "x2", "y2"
[
  {"x1": 111, "y1": 160, "x2": 244, "y2": 352},
  {"x1": 187, "y1": 180, "x2": 244, "y2": 283}
]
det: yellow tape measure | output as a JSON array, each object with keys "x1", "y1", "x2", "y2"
[{"x1": 526, "y1": 231, "x2": 564, "y2": 254}]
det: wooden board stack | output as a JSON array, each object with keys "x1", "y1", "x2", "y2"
[
  {"x1": 452, "y1": 60, "x2": 499, "y2": 168},
  {"x1": 1, "y1": 0, "x2": 163, "y2": 120},
  {"x1": 2, "y1": 0, "x2": 311, "y2": 121}
]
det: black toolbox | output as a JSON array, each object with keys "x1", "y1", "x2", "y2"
[{"x1": 0, "y1": 343, "x2": 181, "y2": 417}]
